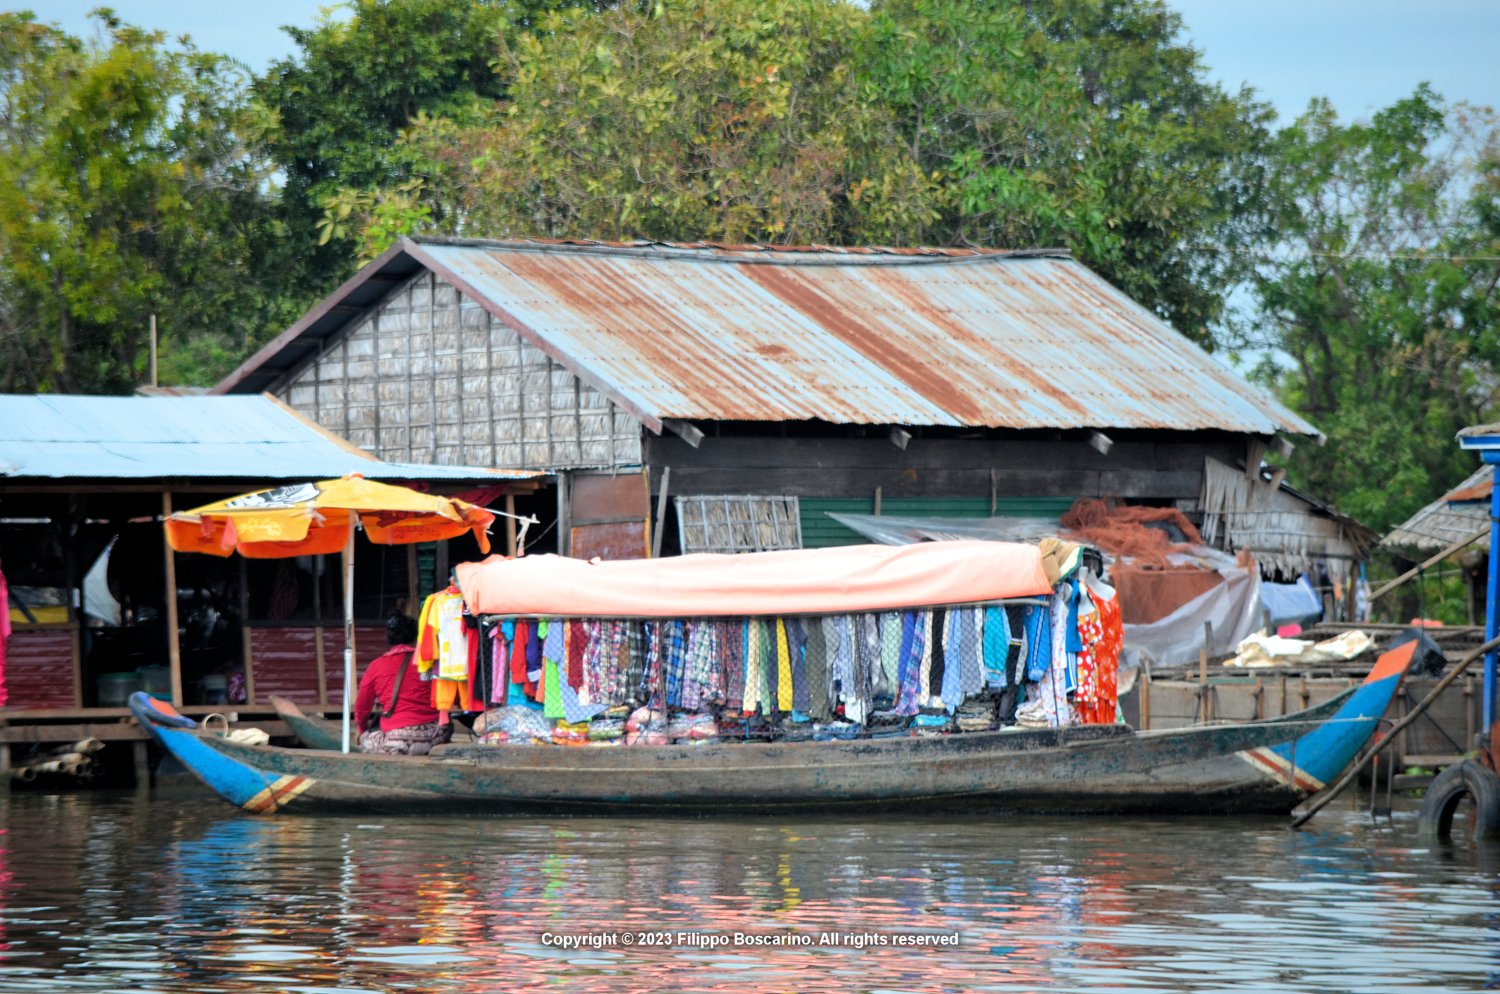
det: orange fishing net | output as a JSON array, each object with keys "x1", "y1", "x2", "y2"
[{"x1": 1060, "y1": 498, "x2": 1204, "y2": 568}]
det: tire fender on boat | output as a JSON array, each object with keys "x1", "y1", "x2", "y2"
[{"x1": 1417, "y1": 760, "x2": 1500, "y2": 841}]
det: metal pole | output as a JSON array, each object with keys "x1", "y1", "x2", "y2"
[
  {"x1": 1486, "y1": 458, "x2": 1500, "y2": 731},
  {"x1": 341, "y1": 520, "x2": 356, "y2": 753}
]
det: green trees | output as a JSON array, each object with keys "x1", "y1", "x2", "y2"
[
  {"x1": 255, "y1": 0, "x2": 529, "y2": 291},
  {"x1": 3, "y1": 0, "x2": 1497, "y2": 554},
  {"x1": 1241, "y1": 87, "x2": 1500, "y2": 532},
  {"x1": 328, "y1": 0, "x2": 1270, "y2": 336},
  {"x1": 0, "y1": 12, "x2": 280, "y2": 392}
]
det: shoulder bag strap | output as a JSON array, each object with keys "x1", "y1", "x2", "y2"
[{"x1": 384, "y1": 648, "x2": 412, "y2": 715}]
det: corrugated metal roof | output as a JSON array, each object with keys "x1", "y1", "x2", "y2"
[
  {"x1": 217, "y1": 237, "x2": 1320, "y2": 439},
  {"x1": 1381, "y1": 464, "x2": 1491, "y2": 553},
  {"x1": 0, "y1": 395, "x2": 536, "y2": 481}
]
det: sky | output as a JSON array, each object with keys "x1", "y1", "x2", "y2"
[{"x1": 32, "y1": 0, "x2": 1500, "y2": 121}]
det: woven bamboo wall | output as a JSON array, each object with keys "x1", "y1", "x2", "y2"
[{"x1": 278, "y1": 271, "x2": 642, "y2": 470}]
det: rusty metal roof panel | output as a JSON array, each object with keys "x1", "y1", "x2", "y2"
[
  {"x1": 222, "y1": 237, "x2": 1319, "y2": 438},
  {"x1": 408, "y1": 239, "x2": 1318, "y2": 437}
]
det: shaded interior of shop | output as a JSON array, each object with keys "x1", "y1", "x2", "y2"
[{"x1": 2, "y1": 484, "x2": 543, "y2": 720}]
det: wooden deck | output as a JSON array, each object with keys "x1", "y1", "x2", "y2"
[{"x1": 1137, "y1": 622, "x2": 1485, "y2": 774}]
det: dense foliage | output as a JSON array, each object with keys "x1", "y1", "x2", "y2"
[
  {"x1": 1239, "y1": 87, "x2": 1500, "y2": 533},
  {"x1": 1, "y1": 0, "x2": 1497, "y2": 544},
  {"x1": 0, "y1": 12, "x2": 287, "y2": 391}
]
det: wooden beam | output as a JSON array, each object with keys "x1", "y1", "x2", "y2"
[
  {"x1": 652, "y1": 466, "x2": 671, "y2": 559},
  {"x1": 162, "y1": 493, "x2": 183, "y2": 707},
  {"x1": 504, "y1": 494, "x2": 517, "y2": 557},
  {"x1": 663, "y1": 419, "x2": 704, "y2": 449},
  {"x1": 239, "y1": 558, "x2": 256, "y2": 706},
  {"x1": 1370, "y1": 527, "x2": 1490, "y2": 602}
]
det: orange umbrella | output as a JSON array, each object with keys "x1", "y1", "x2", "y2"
[{"x1": 166, "y1": 475, "x2": 496, "y2": 751}]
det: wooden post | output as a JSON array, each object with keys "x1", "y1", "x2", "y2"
[
  {"x1": 132, "y1": 740, "x2": 150, "y2": 788},
  {"x1": 406, "y1": 544, "x2": 420, "y2": 609},
  {"x1": 1138, "y1": 667, "x2": 1151, "y2": 730},
  {"x1": 162, "y1": 493, "x2": 183, "y2": 707},
  {"x1": 873, "y1": 486, "x2": 882, "y2": 516},
  {"x1": 63, "y1": 497, "x2": 83, "y2": 706},
  {"x1": 557, "y1": 471, "x2": 572, "y2": 558},
  {"x1": 314, "y1": 555, "x2": 327, "y2": 707},
  {"x1": 1198, "y1": 620, "x2": 1211, "y2": 722},
  {"x1": 651, "y1": 467, "x2": 671, "y2": 559},
  {"x1": 504, "y1": 494, "x2": 518, "y2": 557},
  {"x1": 238, "y1": 558, "x2": 255, "y2": 706}
]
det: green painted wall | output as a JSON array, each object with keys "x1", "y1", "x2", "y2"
[{"x1": 799, "y1": 496, "x2": 1076, "y2": 548}]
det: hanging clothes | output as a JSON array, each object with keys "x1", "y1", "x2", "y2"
[
  {"x1": 722, "y1": 619, "x2": 747, "y2": 710},
  {"x1": 805, "y1": 616, "x2": 830, "y2": 720},
  {"x1": 774, "y1": 619, "x2": 794, "y2": 713},
  {"x1": 415, "y1": 587, "x2": 468, "y2": 680},
  {"x1": 895, "y1": 610, "x2": 924, "y2": 716},
  {"x1": 787, "y1": 617, "x2": 809, "y2": 713},
  {"x1": 1022, "y1": 604, "x2": 1051, "y2": 682},
  {"x1": 1084, "y1": 570, "x2": 1124, "y2": 724},
  {"x1": 878, "y1": 611, "x2": 902, "y2": 699},
  {"x1": 939, "y1": 610, "x2": 963, "y2": 713},
  {"x1": 982, "y1": 605, "x2": 1010, "y2": 689}
]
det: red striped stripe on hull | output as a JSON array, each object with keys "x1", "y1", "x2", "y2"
[{"x1": 1239, "y1": 748, "x2": 1324, "y2": 793}]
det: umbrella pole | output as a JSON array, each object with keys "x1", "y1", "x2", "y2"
[{"x1": 342, "y1": 522, "x2": 356, "y2": 753}]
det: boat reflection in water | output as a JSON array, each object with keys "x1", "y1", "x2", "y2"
[{"x1": 0, "y1": 794, "x2": 1492, "y2": 992}]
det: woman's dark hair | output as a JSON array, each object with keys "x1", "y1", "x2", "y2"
[{"x1": 387, "y1": 612, "x2": 418, "y2": 646}]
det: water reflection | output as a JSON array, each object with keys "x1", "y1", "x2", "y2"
[{"x1": 0, "y1": 791, "x2": 1493, "y2": 992}]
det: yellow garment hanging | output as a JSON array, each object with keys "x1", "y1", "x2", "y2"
[{"x1": 775, "y1": 619, "x2": 793, "y2": 713}]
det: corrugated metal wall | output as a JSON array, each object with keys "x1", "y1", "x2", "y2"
[
  {"x1": 248, "y1": 625, "x2": 386, "y2": 706},
  {"x1": 278, "y1": 271, "x2": 642, "y2": 471},
  {"x1": 6, "y1": 630, "x2": 76, "y2": 710}
]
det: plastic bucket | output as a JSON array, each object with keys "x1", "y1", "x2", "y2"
[
  {"x1": 138, "y1": 664, "x2": 171, "y2": 701},
  {"x1": 97, "y1": 672, "x2": 144, "y2": 707},
  {"x1": 200, "y1": 673, "x2": 228, "y2": 705}
]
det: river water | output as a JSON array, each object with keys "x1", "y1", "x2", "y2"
[{"x1": 0, "y1": 788, "x2": 1493, "y2": 993}]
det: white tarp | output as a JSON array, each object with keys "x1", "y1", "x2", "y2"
[
  {"x1": 82, "y1": 538, "x2": 120, "y2": 626},
  {"x1": 1123, "y1": 565, "x2": 1264, "y2": 669}
]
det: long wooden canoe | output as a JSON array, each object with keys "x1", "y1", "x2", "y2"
[
  {"x1": 136, "y1": 642, "x2": 1415, "y2": 816},
  {"x1": 269, "y1": 695, "x2": 344, "y2": 752}
]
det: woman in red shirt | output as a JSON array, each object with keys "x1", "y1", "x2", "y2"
[{"x1": 355, "y1": 614, "x2": 452, "y2": 755}]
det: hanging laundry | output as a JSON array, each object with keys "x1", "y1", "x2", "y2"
[
  {"x1": 982, "y1": 605, "x2": 1010, "y2": 689},
  {"x1": 783, "y1": 618, "x2": 807, "y2": 713},
  {"x1": 805, "y1": 617, "x2": 830, "y2": 720},
  {"x1": 894, "y1": 610, "x2": 924, "y2": 716}
]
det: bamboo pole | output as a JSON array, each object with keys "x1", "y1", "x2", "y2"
[{"x1": 1369, "y1": 528, "x2": 1489, "y2": 602}]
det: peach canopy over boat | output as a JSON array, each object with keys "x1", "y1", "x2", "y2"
[{"x1": 455, "y1": 540, "x2": 1054, "y2": 618}]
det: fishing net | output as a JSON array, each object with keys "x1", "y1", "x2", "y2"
[{"x1": 1060, "y1": 498, "x2": 1204, "y2": 568}]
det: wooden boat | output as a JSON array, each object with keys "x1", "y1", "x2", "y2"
[
  {"x1": 269, "y1": 695, "x2": 343, "y2": 752},
  {"x1": 132, "y1": 641, "x2": 1414, "y2": 816}
]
